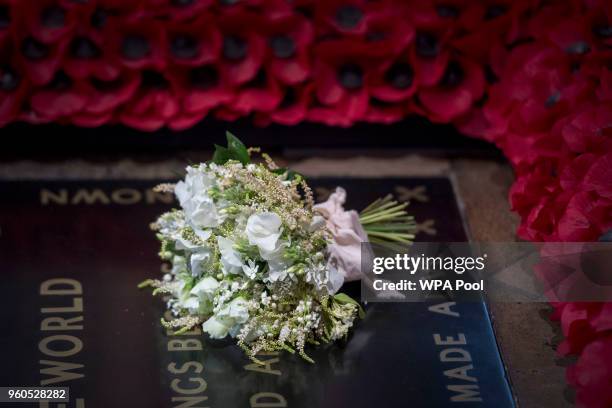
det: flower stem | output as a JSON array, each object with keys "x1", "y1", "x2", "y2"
[{"x1": 360, "y1": 196, "x2": 416, "y2": 245}]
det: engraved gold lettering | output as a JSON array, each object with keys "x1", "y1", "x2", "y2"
[
  {"x1": 168, "y1": 361, "x2": 204, "y2": 375},
  {"x1": 41, "y1": 297, "x2": 83, "y2": 314},
  {"x1": 41, "y1": 316, "x2": 84, "y2": 331},
  {"x1": 171, "y1": 378, "x2": 208, "y2": 395},
  {"x1": 39, "y1": 360, "x2": 85, "y2": 385},
  {"x1": 171, "y1": 396, "x2": 210, "y2": 408},
  {"x1": 39, "y1": 335, "x2": 83, "y2": 358},
  {"x1": 168, "y1": 339, "x2": 202, "y2": 351},
  {"x1": 39, "y1": 278, "x2": 86, "y2": 406},
  {"x1": 72, "y1": 189, "x2": 110, "y2": 205},
  {"x1": 244, "y1": 357, "x2": 281, "y2": 376},
  {"x1": 249, "y1": 392, "x2": 287, "y2": 407},
  {"x1": 40, "y1": 279, "x2": 82, "y2": 296},
  {"x1": 40, "y1": 189, "x2": 68, "y2": 205}
]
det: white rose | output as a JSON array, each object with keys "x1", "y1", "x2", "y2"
[
  {"x1": 246, "y1": 212, "x2": 283, "y2": 253},
  {"x1": 190, "y1": 276, "x2": 219, "y2": 300},
  {"x1": 217, "y1": 236, "x2": 243, "y2": 274},
  {"x1": 190, "y1": 248, "x2": 213, "y2": 277}
]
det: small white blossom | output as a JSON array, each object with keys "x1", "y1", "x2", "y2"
[{"x1": 242, "y1": 259, "x2": 259, "y2": 279}]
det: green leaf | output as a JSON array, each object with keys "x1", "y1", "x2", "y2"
[
  {"x1": 211, "y1": 132, "x2": 250, "y2": 165},
  {"x1": 334, "y1": 293, "x2": 366, "y2": 319},
  {"x1": 212, "y1": 144, "x2": 231, "y2": 165},
  {"x1": 226, "y1": 131, "x2": 250, "y2": 165}
]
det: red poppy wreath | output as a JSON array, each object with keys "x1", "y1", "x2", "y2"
[{"x1": 1, "y1": 0, "x2": 612, "y2": 406}]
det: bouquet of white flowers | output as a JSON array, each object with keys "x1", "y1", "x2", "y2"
[{"x1": 140, "y1": 132, "x2": 414, "y2": 363}]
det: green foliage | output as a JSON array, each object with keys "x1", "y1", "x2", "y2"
[
  {"x1": 333, "y1": 293, "x2": 366, "y2": 319},
  {"x1": 212, "y1": 131, "x2": 250, "y2": 165},
  {"x1": 272, "y1": 168, "x2": 304, "y2": 182}
]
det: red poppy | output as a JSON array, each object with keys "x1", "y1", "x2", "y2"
[
  {"x1": 315, "y1": 0, "x2": 395, "y2": 37},
  {"x1": 166, "y1": 13, "x2": 221, "y2": 67},
  {"x1": 61, "y1": 1, "x2": 116, "y2": 45},
  {"x1": 118, "y1": 70, "x2": 180, "y2": 131},
  {"x1": 0, "y1": 54, "x2": 29, "y2": 126},
  {"x1": 369, "y1": 52, "x2": 418, "y2": 103},
  {"x1": 231, "y1": 67, "x2": 283, "y2": 114},
  {"x1": 452, "y1": 0, "x2": 532, "y2": 64},
  {"x1": 261, "y1": 12, "x2": 313, "y2": 85},
  {"x1": 217, "y1": 11, "x2": 266, "y2": 86},
  {"x1": 63, "y1": 31, "x2": 120, "y2": 80},
  {"x1": 405, "y1": 5, "x2": 459, "y2": 89},
  {"x1": 55, "y1": 1, "x2": 120, "y2": 80},
  {"x1": 81, "y1": 70, "x2": 140, "y2": 116},
  {"x1": 363, "y1": 8, "x2": 414, "y2": 56},
  {"x1": 584, "y1": 0, "x2": 612, "y2": 50},
  {"x1": 15, "y1": 34, "x2": 66, "y2": 85},
  {"x1": 17, "y1": 0, "x2": 77, "y2": 44},
  {"x1": 168, "y1": 64, "x2": 234, "y2": 116},
  {"x1": 418, "y1": 56, "x2": 485, "y2": 123},
  {"x1": 107, "y1": 18, "x2": 166, "y2": 70},
  {"x1": 211, "y1": 0, "x2": 267, "y2": 14},
  {"x1": 0, "y1": 0, "x2": 14, "y2": 46},
  {"x1": 147, "y1": 0, "x2": 213, "y2": 20},
  {"x1": 528, "y1": 1, "x2": 612, "y2": 55},
  {"x1": 30, "y1": 70, "x2": 89, "y2": 119},
  {"x1": 312, "y1": 39, "x2": 383, "y2": 124},
  {"x1": 482, "y1": 43, "x2": 594, "y2": 144},
  {"x1": 92, "y1": 0, "x2": 146, "y2": 17},
  {"x1": 254, "y1": 83, "x2": 314, "y2": 126}
]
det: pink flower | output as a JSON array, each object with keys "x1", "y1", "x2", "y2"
[{"x1": 314, "y1": 187, "x2": 368, "y2": 282}]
